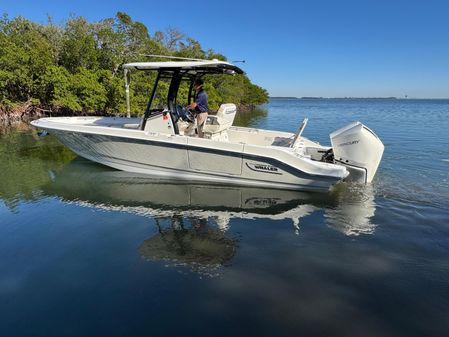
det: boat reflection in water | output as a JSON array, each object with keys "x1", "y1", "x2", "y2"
[
  {"x1": 325, "y1": 183, "x2": 377, "y2": 236},
  {"x1": 43, "y1": 159, "x2": 378, "y2": 276},
  {"x1": 139, "y1": 216, "x2": 238, "y2": 277}
]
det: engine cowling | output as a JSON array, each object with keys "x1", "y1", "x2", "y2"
[{"x1": 330, "y1": 122, "x2": 384, "y2": 183}]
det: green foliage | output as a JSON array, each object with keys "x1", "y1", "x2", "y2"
[
  {"x1": 0, "y1": 16, "x2": 56, "y2": 103},
  {"x1": 39, "y1": 65, "x2": 81, "y2": 111},
  {"x1": 0, "y1": 13, "x2": 268, "y2": 114},
  {"x1": 59, "y1": 17, "x2": 98, "y2": 73}
]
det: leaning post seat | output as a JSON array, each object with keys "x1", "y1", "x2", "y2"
[{"x1": 202, "y1": 103, "x2": 237, "y2": 135}]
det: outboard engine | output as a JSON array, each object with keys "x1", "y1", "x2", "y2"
[{"x1": 330, "y1": 122, "x2": 384, "y2": 183}]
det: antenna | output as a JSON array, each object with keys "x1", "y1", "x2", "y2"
[
  {"x1": 141, "y1": 54, "x2": 210, "y2": 62},
  {"x1": 141, "y1": 54, "x2": 244, "y2": 64}
]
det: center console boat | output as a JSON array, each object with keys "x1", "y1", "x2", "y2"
[{"x1": 31, "y1": 59, "x2": 384, "y2": 191}]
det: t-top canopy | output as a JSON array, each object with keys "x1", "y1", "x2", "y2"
[{"x1": 122, "y1": 60, "x2": 244, "y2": 75}]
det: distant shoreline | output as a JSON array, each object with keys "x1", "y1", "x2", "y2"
[{"x1": 269, "y1": 97, "x2": 449, "y2": 100}]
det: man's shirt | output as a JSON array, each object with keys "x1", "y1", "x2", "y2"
[{"x1": 195, "y1": 89, "x2": 209, "y2": 113}]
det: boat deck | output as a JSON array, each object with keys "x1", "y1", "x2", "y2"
[{"x1": 33, "y1": 116, "x2": 322, "y2": 149}]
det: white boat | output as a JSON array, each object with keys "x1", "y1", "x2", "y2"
[{"x1": 31, "y1": 59, "x2": 384, "y2": 191}]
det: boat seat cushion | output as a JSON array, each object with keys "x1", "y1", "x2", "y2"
[{"x1": 203, "y1": 103, "x2": 237, "y2": 134}]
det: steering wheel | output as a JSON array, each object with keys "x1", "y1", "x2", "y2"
[{"x1": 176, "y1": 105, "x2": 195, "y2": 123}]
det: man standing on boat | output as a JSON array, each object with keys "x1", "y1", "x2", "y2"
[{"x1": 187, "y1": 78, "x2": 208, "y2": 137}]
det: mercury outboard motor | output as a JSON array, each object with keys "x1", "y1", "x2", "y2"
[{"x1": 330, "y1": 122, "x2": 384, "y2": 183}]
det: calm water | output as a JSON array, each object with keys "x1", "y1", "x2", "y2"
[{"x1": 1, "y1": 99, "x2": 449, "y2": 337}]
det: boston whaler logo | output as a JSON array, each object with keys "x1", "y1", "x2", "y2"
[{"x1": 246, "y1": 162, "x2": 282, "y2": 175}]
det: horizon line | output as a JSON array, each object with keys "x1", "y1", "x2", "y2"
[{"x1": 268, "y1": 96, "x2": 449, "y2": 100}]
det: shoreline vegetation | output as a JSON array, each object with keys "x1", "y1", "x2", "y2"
[{"x1": 0, "y1": 12, "x2": 269, "y2": 124}]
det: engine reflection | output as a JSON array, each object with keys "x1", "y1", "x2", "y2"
[{"x1": 325, "y1": 183, "x2": 377, "y2": 236}]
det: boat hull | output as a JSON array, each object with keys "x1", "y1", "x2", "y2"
[{"x1": 49, "y1": 129, "x2": 342, "y2": 192}]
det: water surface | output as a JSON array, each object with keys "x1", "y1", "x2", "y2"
[{"x1": 1, "y1": 99, "x2": 448, "y2": 337}]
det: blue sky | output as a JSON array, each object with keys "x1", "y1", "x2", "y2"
[{"x1": 2, "y1": 0, "x2": 449, "y2": 98}]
